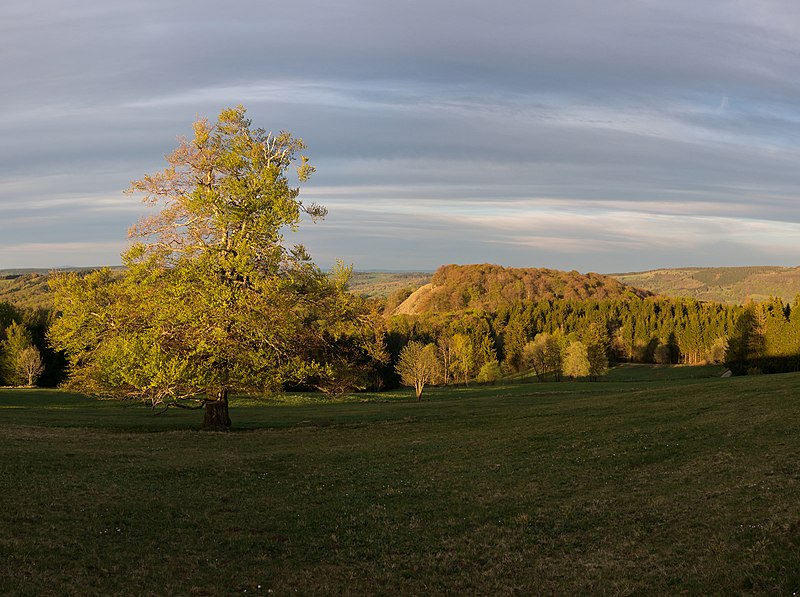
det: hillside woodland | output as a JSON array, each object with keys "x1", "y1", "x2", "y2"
[
  {"x1": 392, "y1": 264, "x2": 649, "y2": 315},
  {"x1": 0, "y1": 264, "x2": 797, "y2": 390},
  {"x1": 0, "y1": 272, "x2": 55, "y2": 310}
]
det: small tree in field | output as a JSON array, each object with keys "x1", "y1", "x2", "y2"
[
  {"x1": 49, "y1": 106, "x2": 354, "y2": 429},
  {"x1": 563, "y1": 341, "x2": 590, "y2": 379},
  {"x1": 396, "y1": 341, "x2": 440, "y2": 400},
  {"x1": 1, "y1": 321, "x2": 34, "y2": 386},
  {"x1": 19, "y1": 346, "x2": 44, "y2": 387},
  {"x1": 476, "y1": 358, "x2": 501, "y2": 383}
]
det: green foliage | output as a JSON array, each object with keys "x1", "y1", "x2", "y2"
[
  {"x1": 724, "y1": 298, "x2": 800, "y2": 375},
  {"x1": 0, "y1": 301, "x2": 20, "y2": 332},
  {"x1": 563, "y1": 341, "x2": 590, "y2": 379},
  {"x1": 476, "y1": 358, "x2": 501, "y2": 383},
  {"x1": 450, "y1": 333, "x2": 474, "y2": 385},
  {"x1": 48, "y1": 107, "x2": 365, "y2": 426},
  {"x1": 582, "y1": 322, "x2": 609, "y2": 380},
  {"x1": 389, "y1": 294, "x2": 746, "y2": 384},
  {"x1": 305, "y1": 297, "x2": 390, "y2": 394},
  {"x1": 395, "y1": 341, "x2": 440, "y2": 399},
  {"x1": 653, "y1": 342, "x2": 675, "y2": 365},
  {"x1": 0, "y1": 303, "x2": 61, "y2": 387},
  {"x1": 502, "y1": 313, "x2": 527, "y2": 372},
  {"x1": 17, "y1": 346, "x2": 44, "y2": 387},
  {"x1": 1, "y1": 321, "x2": 34, "y2": 386}
]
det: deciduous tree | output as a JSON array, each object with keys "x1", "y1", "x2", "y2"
[
  {"x1": 395, "y1": 341, "x2": 440, "y2": 400},
  {"x1": 522, "y1": 337, "x2": 547, "y2": 381},
  {"x1": 451, "y1": 333, "x2": 474, "y2": 385},
  {"x1": 584, "y1": 323, "x2": 609, "y2": 381},
  {"x1": 563, "y1": 341, "x2": 590, "y2": 379},
  {"x1": 49, "y1": 106, "x2": 351, "y2": 429},
  {"x1": 19, "y1": 346, "x2": 44, "y2": 387}
]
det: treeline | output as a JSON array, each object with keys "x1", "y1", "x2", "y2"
[
  {"x1": 4, "y1": 288, "x2": 799, "y2": 393},
  {"x1": 0, "y1": 301, "x2": 64, "y2": 387},
  {"x1": 725, "y1": 297, "x2": 800, "y2": 375},
  {"x1": 386, "y1": 296, "x2": 746, "y2": 385}
]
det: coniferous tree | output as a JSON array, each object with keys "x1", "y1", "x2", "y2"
[{"x1": 1, "y1": 321, "x2": 33, "y2": 386}]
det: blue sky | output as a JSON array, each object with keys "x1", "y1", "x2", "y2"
[{"x1": 4, "y1": 0, "x2": 800, "y2": 272}]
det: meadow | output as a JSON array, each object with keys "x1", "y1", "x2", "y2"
[{"x1": 2, "y1": 366, "x2": 799, "y2": 595}]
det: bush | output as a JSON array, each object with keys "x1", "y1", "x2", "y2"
[{"x1": 477, "y1": 359, "x2": 501, "y2": 384}]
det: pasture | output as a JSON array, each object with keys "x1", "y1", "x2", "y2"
[{"x1": 1, "y1": 366, "x2": 799, "y2": 595}]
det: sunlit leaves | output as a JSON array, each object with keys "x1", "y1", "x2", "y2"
[{"x1": 49, "y1": 107, "x2": 358, "y2": 412}]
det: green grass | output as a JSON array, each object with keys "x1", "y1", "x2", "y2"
[{"x1": 2, "y1": 367, "x2": 800, "y2": 595}]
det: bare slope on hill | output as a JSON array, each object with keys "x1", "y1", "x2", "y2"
[
  {"x1": 610, "y1": 266, "x2": 800, "y2": 304},
  {"x1": 393, "y1": 264, "x2": 649, "y2": 315}
]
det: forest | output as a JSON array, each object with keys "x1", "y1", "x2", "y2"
[{"x1": 2, "y1": 267, "x2": 799, "y2": 393}]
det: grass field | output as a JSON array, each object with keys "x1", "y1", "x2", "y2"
[{"x1": 2, "y1": 366, "x2": 799, "y2": 595}]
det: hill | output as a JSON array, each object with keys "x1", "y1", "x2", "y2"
[
  {"x1": 348, "y1": 271, "x2": 430, "y2": 298},
  {"x1": 610, "y1": 265, "x2": 800, "y2": 304},
  {"x1": 0, "y1": 269, "x2": 428, "y2": 311},
  {"x1": 0, "y1": 268, "x2": 128, "y2": 310},
  {"x1": 6, "y1": 265, "x2": 800, "y2": 311},
  {"x1": 393, "y1": 263, "x2": 649, "y2": 315},
  {"x1": 0, "y1": 271, "x2": 55, "y2": 310}
]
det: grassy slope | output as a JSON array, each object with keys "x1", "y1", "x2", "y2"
[
  {"x1": 2, "y1": 367, "x2": 799, "y2": 595},
  {"x1": 611, "y1": 266, "x2": 800, "y2": 304},
  {"x1": 348, "y1": 271, "x2": 430, "y2": 299}
]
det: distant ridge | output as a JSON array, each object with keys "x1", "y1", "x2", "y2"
[
  {"x1": 0, "y1": 267, "x2": 123, "y2": 310},
  {"x1": 5, "y1": 265, "x2": 800, "y2": 311},
  {"x1": 609, "y1": 266, "x2": 800, "y2": 304},
  {"x1": 393, "y1": 264, "x2": 649, "y2": 315}
]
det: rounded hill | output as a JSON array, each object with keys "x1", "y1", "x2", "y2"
[{"x1": 393, "y1": 263, "x2": 650, "y2": 315}]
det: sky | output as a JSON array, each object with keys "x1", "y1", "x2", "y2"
[{"x1": 4, "y1": 1, "x2": 800, "y2": 273}]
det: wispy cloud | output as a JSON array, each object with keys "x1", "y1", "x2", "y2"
[{"x1": 4, "y1": 1, "x2": 800, "y2": 270}]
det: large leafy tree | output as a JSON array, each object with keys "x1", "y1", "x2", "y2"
[{"x1": 49, "y1": 106, "x2": 352, "y2": 428}]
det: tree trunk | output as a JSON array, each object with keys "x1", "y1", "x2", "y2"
[{"x1": 202, "y1": 389, "x2": 231, "y2": 430}]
